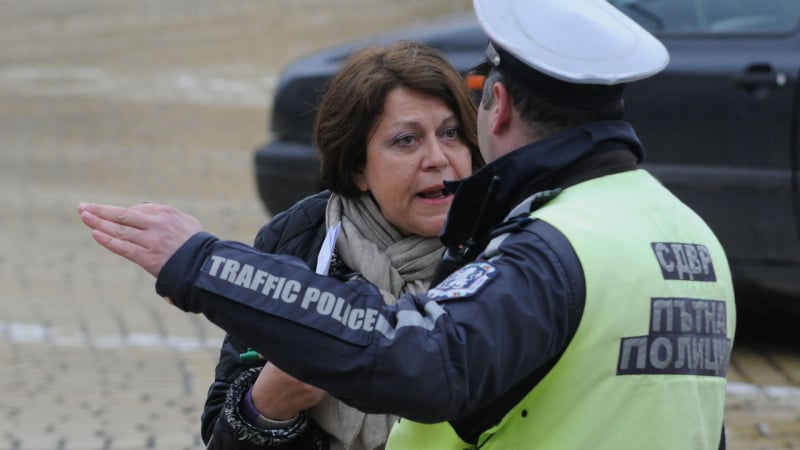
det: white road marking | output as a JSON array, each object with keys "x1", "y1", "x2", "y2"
[
  {"x1": 0, "y1": 65, "x2": 276, "y2": 108},
  {"x1": 0, "y1": 320, "x2": 220, "y2": 352},
  {"x1": 2, "y1": 322, "x2": 799, "y2": 399}
]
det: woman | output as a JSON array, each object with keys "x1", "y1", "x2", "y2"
[{"x1": 201, "y1": 40, "x2": 482, "y2": 449}]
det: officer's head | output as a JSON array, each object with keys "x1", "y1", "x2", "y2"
[{"x1": 471, "y1": 0, "x2": 669, "y2": 162}]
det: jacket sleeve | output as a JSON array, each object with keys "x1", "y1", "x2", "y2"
[
  {"x1": 204, "y1": 365, "x2": 329, "y2": 450},
  {"x1": 200, "y1": 193, "x2": 330, "y2": 448},
  {"x1": 160, "y1": 220, "x2": 584, "y2": 424},
  {"x1": 200, "y1": 334, "x2": 259, "y2": 444}
]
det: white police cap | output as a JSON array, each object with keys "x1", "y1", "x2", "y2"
[{"x1": 472, "y1": 0, "x2": 669, "y2": 106}]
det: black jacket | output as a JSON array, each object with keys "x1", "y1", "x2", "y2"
[
  {"x1": 161, "y1": 121, "x2": 726, "y2": 448},
  {"x1": 202, "y1": 191, "x2": 331, "y2": 449},
  {"x1": 162, "y1": 122, "x2": 632, "y2": 428},
  {"x1": 162, "y1": 122, "x2": 630, "y2": 429}
]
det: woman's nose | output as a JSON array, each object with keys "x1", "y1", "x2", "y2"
[{"x1": 423, "y1": 138, "x2": 449, "y2": 170}]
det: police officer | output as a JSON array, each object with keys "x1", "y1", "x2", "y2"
[{"x1": 78, "y1": 0, "x2": 736, "y2": 448}]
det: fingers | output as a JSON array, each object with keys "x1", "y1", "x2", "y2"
[
  {"x1": 77, "y1": 201, "x2": 191, "y2": 277},
  {"x1": 79, "y1": 207, "x2": 145, "y2": 250},
  {"x1": 89, "y1": 226, "x2": 141, "y2": 260},
  {"x1": 78, "y1": 202, "x2": 151, "y2": 230},
  {"x1": 82, "y1": 212, "x2": 158, "y2": 276}
]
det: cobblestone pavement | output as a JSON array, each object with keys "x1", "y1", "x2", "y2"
[{"x1": 0, "y1": 1, "x2": 798, "y2": 449}]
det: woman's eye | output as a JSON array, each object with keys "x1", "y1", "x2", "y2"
[
  {"x1": 442, "y1": 127, "x2": 460, "y2": 139},
  {"x1": 393, "y1": 135, "x2": 416, "y2": 146}
]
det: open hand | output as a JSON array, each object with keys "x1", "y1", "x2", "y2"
[{"x1": 77, "y1": 202, "x2": 204, "y2": 277}]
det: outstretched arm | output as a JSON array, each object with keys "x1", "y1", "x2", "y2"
[{"x1": 77, "y1": 201, "x2": 580, "y2": 423}]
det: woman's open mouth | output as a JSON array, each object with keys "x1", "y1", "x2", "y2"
[{"x1": 417, "y1": 188, "x2": 449, "y2": 199}]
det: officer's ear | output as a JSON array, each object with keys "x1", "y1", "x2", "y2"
[{"x1": 491, "y1": 81, "x2": 513, "y2": 135}]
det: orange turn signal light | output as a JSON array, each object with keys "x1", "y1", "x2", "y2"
[{"x1": 465, "y1": 73, "x2": 485, "y2": 91}]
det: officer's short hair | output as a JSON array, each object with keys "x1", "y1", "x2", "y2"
[{"x1": 480, "y1": 68, "x2": 625, "y2": 138}]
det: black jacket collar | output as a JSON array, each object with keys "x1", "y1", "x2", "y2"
[{"x1": 439, "y1": 120, "x2": 644, "y2": 248}]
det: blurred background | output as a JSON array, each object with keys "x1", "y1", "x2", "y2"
[{"x1": 0, "y1": 1, "x2": 796, "y2": 449}]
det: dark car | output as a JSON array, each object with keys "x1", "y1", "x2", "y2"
[{"x1": 253, "y1": 0, "x2": 800, "y2": 299}]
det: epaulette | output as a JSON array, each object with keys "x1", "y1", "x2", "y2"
[
  {"x1": 484, "y1": 188, "x2": 563, "y2": 259},
  {"x1": 489, "y1": 188, "x2": 562, "y2": 239}
]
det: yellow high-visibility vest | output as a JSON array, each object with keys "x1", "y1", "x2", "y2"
[{"x1": 388, "y1": 170, "x2": 735, "y2": 450}]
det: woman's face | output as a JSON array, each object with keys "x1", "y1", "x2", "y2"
[{"x1": 354, "y1": 87, "x2": 473, "y2": 237}]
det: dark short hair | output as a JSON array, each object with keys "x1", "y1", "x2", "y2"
[
  {"x1": 315, "y1": 40, "x2": 482, "y2": 197},
  {"x1": 481, "y1": 68, "x2": 625, "y2": 138}
]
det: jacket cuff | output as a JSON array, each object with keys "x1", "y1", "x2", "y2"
[
  {"x1": 240, "y1": 385, "x2": 300, "y2": 429},
  {"x1": 155, "y1": 231, "x2": 218, "y2": 312},
  {"x1": 222, "y1": 367, "x2": 320, "y2": 447}
]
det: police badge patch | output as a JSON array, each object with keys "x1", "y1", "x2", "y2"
[{"x1": 427, "y1": 262, "x2": 497, "y2": 300}]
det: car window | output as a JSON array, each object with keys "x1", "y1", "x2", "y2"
[{"x1": 610, "y1": 0, "x2": 800, "y2": 34}]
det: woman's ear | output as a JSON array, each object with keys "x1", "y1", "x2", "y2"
[{"x1": 352, "y1": 169, "x2": 369, "y2": 192}]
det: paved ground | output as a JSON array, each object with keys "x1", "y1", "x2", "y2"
[{"x1": 0, "y1": 1, "x2": 798, "y2": 449}]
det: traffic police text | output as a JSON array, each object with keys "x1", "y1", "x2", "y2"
[{"x1": 206, "y1": 255, "x2": 382, "y2": 332}]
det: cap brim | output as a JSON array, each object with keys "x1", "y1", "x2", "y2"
[{"x1": 468, "y1": 59, "x2": 492, "y2": 76}]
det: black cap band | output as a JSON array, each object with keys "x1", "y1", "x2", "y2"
[{"x1": 480, "y1": 41, "x2": 626, "y2": 109}]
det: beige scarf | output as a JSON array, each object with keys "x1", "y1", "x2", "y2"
[{"x1": 308, "y1": 192, "x2": 444, "y2": 450}]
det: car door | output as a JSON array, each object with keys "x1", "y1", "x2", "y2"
[{"x1": 612, "y1": 0, "x2": 800, "y2": 294}]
